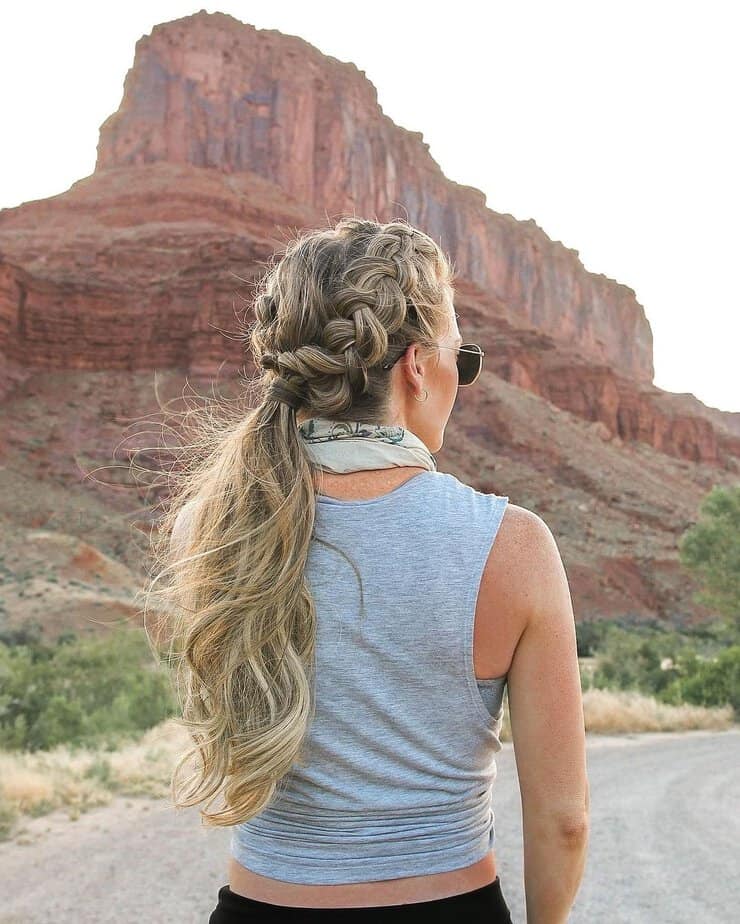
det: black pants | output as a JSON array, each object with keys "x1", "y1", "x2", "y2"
[{"x1": 208, "y1": 877, "x2": 513, "y2": 922}]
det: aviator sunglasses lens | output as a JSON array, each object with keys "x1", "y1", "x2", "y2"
[{"x1": 457, "y1": 345, "x2": 482, "y2": 386}]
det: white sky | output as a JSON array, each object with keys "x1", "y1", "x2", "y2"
[{"x1": 2, "y1": 1, "x2": 737, "y2": 413}]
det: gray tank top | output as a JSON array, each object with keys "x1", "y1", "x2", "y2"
[{"x1": 230, "y1": 469, "x2": 510, "y2": 884}]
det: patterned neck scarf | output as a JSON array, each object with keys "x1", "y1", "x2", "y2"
[{"x1": 297, "y1": 417, "x2": 437, "y2": 474}]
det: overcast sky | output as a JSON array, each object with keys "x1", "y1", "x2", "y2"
[{"x1": 2, "y1": 1, "x2": 737, "y2": 412}]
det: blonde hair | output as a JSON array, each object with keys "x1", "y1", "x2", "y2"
[{"x1": 144, "y1": 217, "x2": 456, "y2": 827}]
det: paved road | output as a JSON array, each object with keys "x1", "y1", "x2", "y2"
[{"x1": 1, "y1": 728, "x2": 737, "y2": 923}]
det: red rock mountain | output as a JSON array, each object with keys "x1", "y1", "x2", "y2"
[{"x1": 0, "y1": 10, "x2": 737, "y2": 636}]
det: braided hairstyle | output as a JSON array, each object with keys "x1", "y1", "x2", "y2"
[
  {"x1": 252, "y1": 217, "x2": 454, "y2": 419},
  {"x1": 148, "y1": 218, "x2": 455, "y2": 828}
]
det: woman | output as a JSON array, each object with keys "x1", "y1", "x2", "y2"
[{"x1": 158, "y1": 218, "x2": 589, "y2": 922}]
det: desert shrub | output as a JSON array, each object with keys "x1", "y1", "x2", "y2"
[
  {"x1": 590, "y1": 623, "x2": 682, "y2": 695},
  {"x1": 0, "y1": 619, "x2": 44, "y2": 648},
  {"x1": 0, "y1": 626, "x2": 177, "y2": 752},
  {"x1": 589, "y1": 618, "x2": 738, "y2": 719},
  {"x1": 575, "y1": 619, "x2": 612, "y2": 657},
  {"x1": 658, "y1": 645, "x2": 740, "y2": 717},
  {"x1": 679, "y1": 483, "x2": 740, "y2": 622}
]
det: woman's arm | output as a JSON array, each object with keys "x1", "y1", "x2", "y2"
[{"x1": 504, "y1": 507, "x2": 590, "y2": 924}]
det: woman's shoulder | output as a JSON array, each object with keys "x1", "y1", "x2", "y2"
[{"x1": 481, "y1": 499, "x2": 568, "y2": 624}]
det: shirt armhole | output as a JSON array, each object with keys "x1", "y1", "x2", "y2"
[{"x1": 463, "y1": 494, "x2": 510, "y2": 726}]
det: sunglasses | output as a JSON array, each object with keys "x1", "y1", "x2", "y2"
[{"x1": 381, "y1": 343, "x2": 484, "y2": 387}]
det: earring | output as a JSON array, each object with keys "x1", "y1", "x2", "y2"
[{"x1": 413, "y1": 389, "x2": 429, "y2": 402}]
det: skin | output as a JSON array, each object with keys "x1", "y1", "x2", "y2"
[
  {"x1": 384, "y1": 295, "x2": 463, "y2": 453},
  {"x1": 300, "y1": 295, "x2": 463, "y2": 498}
]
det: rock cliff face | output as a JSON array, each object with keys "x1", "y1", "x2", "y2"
[
  {"x1": 0, "y1": 159, "x2": 736, "y2": 466},
  {"x1": 0, "y1": 162, "x2": 315, "y2": 383},
  {"x1": 0, "y1": 11, "x2": 737, "y2": 630},
  {"x1": 96, "y1": 11, "x2": 653, "y2": 384}
]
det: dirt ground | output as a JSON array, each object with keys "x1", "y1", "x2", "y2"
[{"x1": 1, "y1": 728, "x2": 737, "y2": 923}]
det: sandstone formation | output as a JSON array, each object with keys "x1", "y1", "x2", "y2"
[
  {"x1": 96, "y1": 11, "x2": 653, "y2": 384},
  {"x1": 0, "y1": 11, "x2": 737, "y2": 631}
]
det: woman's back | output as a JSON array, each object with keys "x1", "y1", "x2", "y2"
[
  {"x1": 176, "y1": 466, "x2": 589, "y2": 918},
  {"x1": 230, "y1": 469, "x2": 512, "y2": 894},
  {"x1": 231, "y1": 466, "x2": 590, "y2": 917}
]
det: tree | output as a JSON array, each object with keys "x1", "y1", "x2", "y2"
[{"x1": 679, "y1": 484, "x2": 740, "y2": 624}]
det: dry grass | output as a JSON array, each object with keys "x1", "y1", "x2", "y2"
[
  {"x1": 0, "y1": 690, "x2": 734, "y2": 841},
  {"x1": 495, "y1": 684, "x2": 734, "y2": 740},
  {"x1": 579, "y1": 686, "x2": 734, "y2": 734},
  {"x1": 0, "y1": 719, "x2": 188, "y2": 840}
]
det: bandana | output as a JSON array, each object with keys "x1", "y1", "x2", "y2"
[{"x1": 297, "y1": 417, "x2": 437, "y2": 474}]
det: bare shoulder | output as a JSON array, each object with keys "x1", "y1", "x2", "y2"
[
  {"x1": 492, "y1": 501, "x2": 548, "y2": 550},
  {"x1": 489, "y1": 503, "x2": 587, "y2": 823},
  {"x1": 479, "y1": 502, "x2": 569, "y2": 639}
]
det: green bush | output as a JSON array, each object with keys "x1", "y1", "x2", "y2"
[
  {"x1": 0, "y1": 619, "x2": 44, "y2": 648},
  {"x1": 658, "y1": 645, "x2": 740, "y2": 716},
  {"x1": 588, "y1": 618, "x2": 739, "y2": 719},
  {"x1": 575, "y1": 619, "x2": 612, "y2": 657},
  {"x1": 0, "y1": 626, "x2": 178, "y2": 752},
  {"x1": 590, "y1": 623, "x2": 684, "y2": 696},
  {"x1": 678, "y1": 483, "x2": 740, "y2": 622}
]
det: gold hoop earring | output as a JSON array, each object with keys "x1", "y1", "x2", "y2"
[{"x1": 413, "y1": 389, "x2": 429, "y2": 402}]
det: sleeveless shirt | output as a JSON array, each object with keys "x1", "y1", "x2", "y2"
[{"x1": 230, "y1": 469, "x2": 510, "y2": 884}]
